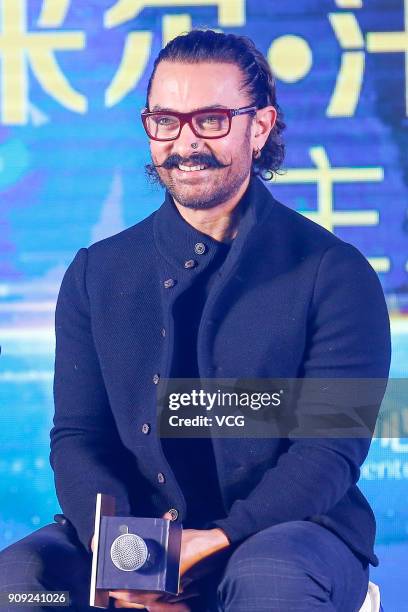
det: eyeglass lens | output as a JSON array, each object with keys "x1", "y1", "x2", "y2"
[{"x1": 145, "y1": 110, "x2": 230, "y2": 139}]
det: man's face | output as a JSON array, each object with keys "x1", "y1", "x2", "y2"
[{"x1": 146, "y1": 61, "x2": 255, "y2": 210}]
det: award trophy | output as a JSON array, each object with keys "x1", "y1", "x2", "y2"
[{"x1": 89, "y1": 493, "x2": 182, "y2": 608}]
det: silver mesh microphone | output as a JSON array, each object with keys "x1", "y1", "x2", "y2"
[{"x1": 110, "y1": 532, "x2": 148, "y2": 572}]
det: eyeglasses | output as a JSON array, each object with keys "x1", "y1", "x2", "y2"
[{"x1": 140, "y1": 105, "x2": 258, "y2": 141}]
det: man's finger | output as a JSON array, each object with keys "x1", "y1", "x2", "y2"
[
  {"x1": 114, "y1": 600, "x2": 191, "y2": 611},
  {"x1": 109, "y1": 590, "x2": 159, "y2": 604},
  {"x1": 163, "y1": 591, "x2": 200, "y2": 603},
  {"x1": 113, "y1": 601, "x2": 145, "y2": 609},
  {"x1": 150, "y1": 603, "x2": 191, "y2": 612},
  {"x1": 109, "y1": 590, "x2": 158, "y2": 599}
]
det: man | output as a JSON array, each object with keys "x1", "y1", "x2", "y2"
[{"x1": 0, "y1": 29, "x2": 390, "y2": 611}]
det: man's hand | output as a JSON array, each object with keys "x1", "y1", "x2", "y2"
[
  {"x1": 107, "y1": 591, "x2": 193, "y2": 610},
  {"x1": 175, "y1": 521, "x2": 230, "y2": 577}
]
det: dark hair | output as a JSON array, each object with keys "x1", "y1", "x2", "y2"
[{"x1": 145, "y1": 29, "x2": 286, "y2": 181}]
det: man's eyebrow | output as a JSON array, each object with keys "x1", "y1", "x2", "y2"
[{"x1": 151, "y1": 104, "x2": 229, "y2": 112}]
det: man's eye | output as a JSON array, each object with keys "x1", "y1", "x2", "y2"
[
  {"x1": 156, "y1": 116, "x2": 177, "y2": 126},
  {"x1": 196, "y1": 114, "x2": 226, "y2": 129},
  {"x1": 203, "y1": 116, "x2": 220, "y2": 124}
]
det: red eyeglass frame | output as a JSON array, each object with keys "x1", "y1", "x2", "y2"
[{"x1": 140, "y1": 105, "x2": 258, "y2": 141}]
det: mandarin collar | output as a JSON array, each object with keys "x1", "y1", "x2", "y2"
[{"x1": 153, "y1": 174, "x2": 274, "y2": 273}]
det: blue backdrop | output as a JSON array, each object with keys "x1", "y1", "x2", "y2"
[{"x1": 1, "y1": 0, "x2": 407, "y2": 608}]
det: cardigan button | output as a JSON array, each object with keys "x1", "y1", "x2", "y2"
[
  {"x1": 141, "y1": 423, "x2": 151, "y2": 434},
  {"x1": 184, "y1": 259, "x2": 197, "y2": 269},
  {"x1": 160, "y1": 327, "x2": 166, "y2": 338},
  {"x1": 157, "y1": 472, "x2": 166, "y2": 484},
  {"x1": 152, "y1": 373, "x2": 160, "y2": 385},
  {"x1": 163, "y1": 278, "x2": 176, "y2": 289},
  {"x1": 194, "y1": 242, "x2": 207, "y2": 255},
  {"x1": 167, "y1": 508, "x2": 179, "y2": 521}
]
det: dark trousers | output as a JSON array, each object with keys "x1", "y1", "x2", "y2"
[{"x1": 0, "y1": 519, "x2": 369, "y2": 611}]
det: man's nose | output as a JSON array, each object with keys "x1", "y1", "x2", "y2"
[{"x1": 171, "y1": 120, "x2": 202, "y2": 156}]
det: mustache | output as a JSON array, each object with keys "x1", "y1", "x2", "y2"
[{"x1": 154, "y1": 153, "x2": 230, "y2": 169}]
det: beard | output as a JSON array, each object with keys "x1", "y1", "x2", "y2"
[{"x1": 144, "y1": 130, "x2": 253, "y2": 211}]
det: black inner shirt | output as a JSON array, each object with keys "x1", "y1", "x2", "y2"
[{"x1": 161, "y1": 240, "x2": 231, "y2": 528}]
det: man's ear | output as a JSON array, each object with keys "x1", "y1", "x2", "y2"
[{"x1": 252, "y1": 105, "x2": 277, "y2": 151}]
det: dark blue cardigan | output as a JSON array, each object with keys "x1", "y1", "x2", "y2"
[{"x1": 50, "y1": 174, "x2": 391, "y2": 565}]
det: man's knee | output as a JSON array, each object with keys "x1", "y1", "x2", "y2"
[
  {"x1": 0, "y1": 536, "x2": 45, "y2": 588},
  {"x1": 222, "y1": 520, "x2": 312, "y2": 568},
  {"x1": 0, "y1": 523, "x2": 88, "y2": 591},
  {"x1": 217, "y1": 522, "x2": 332, "y2": 610}
]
